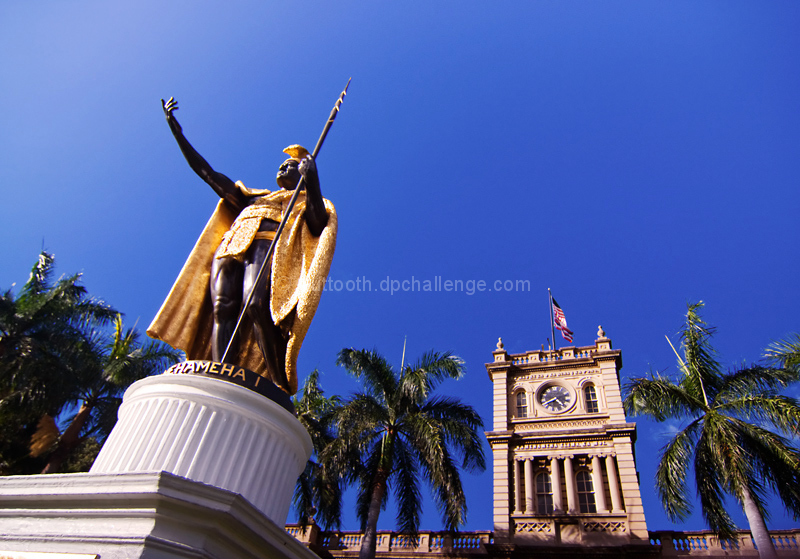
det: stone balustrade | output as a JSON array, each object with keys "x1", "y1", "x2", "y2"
[
  {"x1": 286, "y1": 525, "x2": 493, "y2": 555},
  {"x1": 651, "y1": 529, "x2": 799, "y2": 557},
  {"x1": 287, "y1": 525, "x2": 800, "y2": 557},
  {"x1": 508, "y1": 345, "x2": 604, "y2": 366}
]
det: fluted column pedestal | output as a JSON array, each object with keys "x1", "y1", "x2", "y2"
[{"x1": 91, "y1": 372, "x2": 311, "y2": 526}]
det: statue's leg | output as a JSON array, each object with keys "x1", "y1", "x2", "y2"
[
  {"x1": 243, "y1": 239, "x2": 290, "y2": 392},
  {"x1": 210, "y1": 255, "x2": 243, "y2": 363}
]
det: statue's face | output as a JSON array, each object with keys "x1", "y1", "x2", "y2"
[{"x1": 276, "y1": 158, "x2": 301, "y2": 190}]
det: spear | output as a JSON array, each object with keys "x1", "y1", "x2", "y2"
[{"x1": 222, "y1": 78, "x2": 351, "y2": 362}]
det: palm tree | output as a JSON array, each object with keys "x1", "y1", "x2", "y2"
[
  {"x1": 331, "y1": 348, "x2": 486, "y2": 559},
  {"x1": 38, "y1": 313, "x2": 180, "y2": 473},
  {"x1": 623, "y1": 302, "x2": 800, "y2": 559},
  {"x1": 293, "y1": 369, "x2": 347, "y2": 530},
  {"x1": 0, "y1": 252, "x2": 117, "y2": 474},
  {"x1": 766, "y1": 333, "x2": 800, "y2": 374}
]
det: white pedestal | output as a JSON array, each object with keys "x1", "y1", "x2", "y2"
[
  {"x1": 91, "y1": 373, "x2": 311, "y2": 526},
  {"x1": 0, "y1": 471, "x2": 320, "y2": 559}
]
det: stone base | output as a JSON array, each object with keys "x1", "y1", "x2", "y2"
[
  {"x1": 0, "y1": 471, "x2": 319, "y2": 559},
  {"x1": 90, "y1": 373, "x2": 311, "y2": 526}
]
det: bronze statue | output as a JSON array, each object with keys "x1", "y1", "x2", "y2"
[{"x1": 147, "y1": 98, "x2": 337, "y2": 395}]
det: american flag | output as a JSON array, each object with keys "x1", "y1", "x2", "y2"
[{"x1": 552, "y1": 298, "x2": 574, "y2": 343}]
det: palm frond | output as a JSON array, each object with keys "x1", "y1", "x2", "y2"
[
  {"x1": 337, "y1": 348, "x2": 397, "y2": 403},
  {"x1": 293, "y1": 458, "x2": 344, "y2": 531},
  {"x1": 393, "y1": 438, "x2": 422, "y2": 537},
  {"x1": 402, "y1": 351, "x2": 465, "y2": 399},
  {"x1": 678, "y1": 302, "x2": 722, "y2": 403},
  {"x1": 693, "y1": 425, "x2": 738, "y2": 539},
  {"x1": 725, "y1": 417, "x2": 800, "y2": 519},
  {"x1": 766, "y1": 334, "x2": 800, "y2": 373},
  {"x1": 335, "y1": 394, "x2": 389, "y2": 437},
  {"x1": 21, "y1": 252, "x2": 55, "y2": 297},
  {"x1": 428, "y1": 440, "x2": 468, "y2": 530},
  {"x1": 717, "y1": 393, "x2": 800, "y2": 435},
  {"x1": 88, "y1": 396, "x2": 124, "y2": 440},
  {"x1": 716, "y1": 365, "x2": 799, "y2": 403},
  {"x1": 416, "y1": 397, "x2": 485, "y2": 471},
  {"x1": 293, "y1": 461, "x2": 318, "y2": 528},
  {"x1": 623, "y1": 376, "x2": 705, "y2": 420},
  {"x1": 655, "y1": 419, "x2": 702, "y2": 521}
]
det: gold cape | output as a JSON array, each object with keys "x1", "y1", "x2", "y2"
[{"x1": 147, "y1": 184, "x2": 337, "y2": 395}]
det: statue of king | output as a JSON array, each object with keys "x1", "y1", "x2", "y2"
[{"x1": 147, "y1": 98, "x2": 337, "y2": 395}]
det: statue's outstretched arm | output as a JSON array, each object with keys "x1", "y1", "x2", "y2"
[
  {"x1": 298, "y1": 155, "x2": 329, "y2": 237},
  {"x1": 162, "y1": 98, "x2": 247, "y2": 212}
]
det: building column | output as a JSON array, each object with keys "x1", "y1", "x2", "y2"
[
  {"x1": 591, "y1": 455, "x2": 608, "y2": 512},
  {"x1": 605, "y1": 455, "x2": 623, "y2": 512},
  {"x1": 514, "y1": 459, "x2": 523, "y2": 514},
  {"x1": 550, "y1": 457, "x2": 563, "y2": 512},
  {"x1": 524, "y1": 458, "x2": 534, "y2": 513},
  {"x1": 564, "y1": 456, "x2": 576, "y2": 513}
]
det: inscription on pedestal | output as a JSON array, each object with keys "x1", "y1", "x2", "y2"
[{"x1": 165, "y1": 360, "x2": 294, "y2": 413}]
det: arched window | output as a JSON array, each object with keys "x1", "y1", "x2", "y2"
[
  {"x1": 515, "y1": 392, "x2": 528, "y2": 418},
  {"x1": 576, "y1": 470, "x2": 597, "y2": 513},
  {"x1": 535, "y1": 471, "x2": 554, "y2": 514},
  {"x1": 584, "y1": 385, "x2": 599, "y2": 413}
]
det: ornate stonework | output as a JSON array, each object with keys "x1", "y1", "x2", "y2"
[
  {"x1": 514, "y1": 369, "x2": 600, "y2": 382},
  {"x1": 515, "y1": 521, "x2": 552, "y2": 533},
  {"x1": 485, "y1": 333, "x2": 649, "y2": 548},
  {"x1": 513, "y1": 419, "x2": 607, "y2": 431},
  {"x1": 584, "y1": 521, "x2": 627, "y2": 533}
]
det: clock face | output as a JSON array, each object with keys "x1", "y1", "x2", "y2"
[{"x1": 539, "y1": 385, "x2": 572, "y2": 413}]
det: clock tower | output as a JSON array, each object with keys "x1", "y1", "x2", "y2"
[{"x1": 485, "y1": 327, "x2": 651, "y2": 550}]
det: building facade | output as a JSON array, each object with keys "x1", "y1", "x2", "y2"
[{"x1": 484, "y1": 327, "x2": 651, "y2": 554}]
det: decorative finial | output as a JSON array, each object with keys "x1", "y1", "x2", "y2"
[
  {"x1": 497, "y1": 337, "x2": 504, "y2": 350},
  {"x1": 597, "y1": 325, "x2": 606, "y2": 338}
]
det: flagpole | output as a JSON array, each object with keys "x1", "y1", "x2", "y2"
[{"x1": 548, "y1": 288, "x2": 557, "y2": 351}]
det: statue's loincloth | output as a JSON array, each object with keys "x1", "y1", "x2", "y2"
[{"x1": 215, "y1": 194, "x2": 284, "y2": 260}]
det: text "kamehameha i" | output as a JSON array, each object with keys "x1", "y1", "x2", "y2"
[{"x1": 164, "y1": 360, "x2": 296, "y2": 412}]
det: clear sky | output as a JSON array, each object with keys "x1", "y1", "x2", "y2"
[{"x1": 2, "y1": 0, "x2": 799, "y2": 534}]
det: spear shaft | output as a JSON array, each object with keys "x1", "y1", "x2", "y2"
[{"x1": 222, "y1": 78, "x2": 351, "y2": 363}]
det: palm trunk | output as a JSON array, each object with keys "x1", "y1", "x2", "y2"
[
  {"x1": 741, "y1": 485, "x2": 777, "y2": 559},
  {"x1": 359, "y1": 472, "x2": 388, "y2": 559},
  {"x1": 41, "y1": 401, "x2": 92, "y2": 474}
]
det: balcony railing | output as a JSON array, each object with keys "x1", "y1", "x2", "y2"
[
  {"x1": 650, "y1": 529, "x2": 799, "y2": 557},
  {"x1": 286, "y1": 526, "x2": 493, "y2": 554},
  {"x1": 286, "y1": 525, "x2": 800, "y2": 557}
]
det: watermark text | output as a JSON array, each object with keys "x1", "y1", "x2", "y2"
[{"x1": 314, "y1": 275, "x2": 531, "y2": 296}]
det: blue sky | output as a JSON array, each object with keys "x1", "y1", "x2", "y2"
[{"x1": 2, "y1": 1, "x2": 799, "y2": 534}]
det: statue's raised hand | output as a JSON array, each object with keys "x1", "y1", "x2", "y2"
[
  {"x1": 162, "y1": 97, "x2": 179, "y2": 119},
  {"x1": 298, "y1": 154, "x2": 316, "y2": 177}
]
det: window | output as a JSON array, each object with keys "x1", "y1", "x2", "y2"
[
  {"x1": 536, "y1": 472, "x2": 554, "y2": 514},
  {"x1": 585, "y1": 385, "x2": 599, "y2": 413},
  {"x1": 576, "y1": 470, "x2": 597, "y2": 513},
  {"x1": 516, "y1": 392, "x2": 528, "y2": 418}
]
